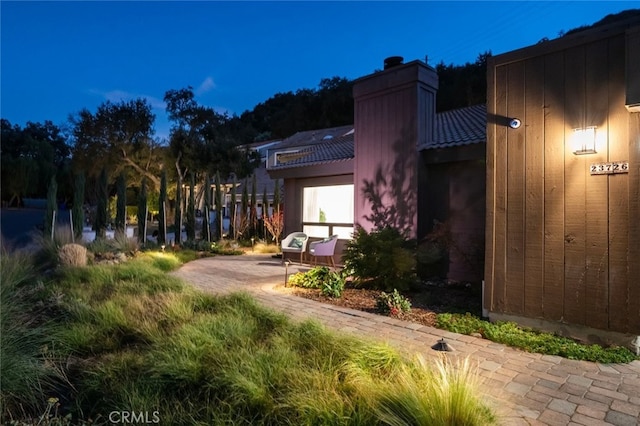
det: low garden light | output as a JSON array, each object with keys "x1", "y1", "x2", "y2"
[
  {"x1": 572, "y1": 126, "x2": 597, "y2": 155},
  {"x1": 161, "y1": 244, "x2": 165, "y2": 253},
  {"x1": 284, "y1": 259, "x2": 291, "y2": 286}
]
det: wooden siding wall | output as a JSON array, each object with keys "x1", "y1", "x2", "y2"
[
  {"x1": 353, "y1": 61, "x2": 438, "y2": 238},
  {"x1": 422, "y1": 158, "x2": 486, "y2": 282},
  {"x1": 485, "y1": 31, "x2": 640, "y2": 334}
]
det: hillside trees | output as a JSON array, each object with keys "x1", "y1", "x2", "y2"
[
  {"x1": 435, "y1": 52, "x2": 490, "y2": 112},
  {"x1": 1, "y1": 119, "x2": 70, "y2": 206},
  {"x1": 234, "y1": 76, "x2": 354, "y2": 140}
]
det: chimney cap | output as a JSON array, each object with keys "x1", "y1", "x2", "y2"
[{"x1": 384, "y1": 56, "x2": 404, "y2": 70}]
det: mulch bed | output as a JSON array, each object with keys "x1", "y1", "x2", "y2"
[{"x1": 275, "y1": 280, "x2": 483, "y2": 328}]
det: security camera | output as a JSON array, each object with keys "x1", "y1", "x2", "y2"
[{"x1": 509, "y1": 118, "x2": 521, "y2": 129}]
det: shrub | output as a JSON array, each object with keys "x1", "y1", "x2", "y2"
[
  {"x1": 110, "y1": 233, "x2": 140, "y2": 254},
  {"x1": 321, "y1": 270, "x2": 346, "y2": 298},
  {"x1": 58, "y1": 243, "x2": 87, "y2": 267},
  {"x1": 343, "y1": 226, "x2": 416, "y2": 291},
  {"x1": 288, "y1": 267, "x2": 346, "y2": 298},
  {"x1": 376, "y1": 289, "x2": 411, "y2": 317}
]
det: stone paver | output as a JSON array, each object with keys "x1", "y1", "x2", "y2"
[{"x1": 172, "y1": 255, "x2": 640, "y2": 425}]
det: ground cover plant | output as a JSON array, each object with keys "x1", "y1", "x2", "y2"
[
  {"x1": 1, "y1": 249, "x2": 496, "y2": 425},
  {"x1": 436, "y1": 313, "x2": 638, "y2": 363},
  {"x1": 285, "y1": 279, "x2": 639, "y2": 363}
]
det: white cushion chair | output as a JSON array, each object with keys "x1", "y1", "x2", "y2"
[
  {"x1": 309, "y1": 235, "x2": 339, "y2": 267},
  {"x1": 281, "y1": 232, "x2": 309, "y2": 264}
]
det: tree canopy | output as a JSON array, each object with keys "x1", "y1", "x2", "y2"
[
  {"x1": 1, "y1": 119, "x2": 71, "y2": 206},
  {"x1": 70, "y1": 99, "x2": 163, "y2": 191}
]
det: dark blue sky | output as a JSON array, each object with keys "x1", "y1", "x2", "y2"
[{"x1": 1, "y1": 1, "x2": 634, "y2": 139}]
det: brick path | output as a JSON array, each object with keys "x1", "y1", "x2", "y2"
[{"x1": 172, "y1": 254, "x2": 640, "y2": 426}]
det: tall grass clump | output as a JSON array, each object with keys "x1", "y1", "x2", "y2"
[
  {"x1": 0, "y1": 249, "x2": 60, "y2": 418},
  {"x1": 368, "y1": 355, "x2": 495, "y2": 426},
  {"x1": 31, "y1": 225, "x2": 76, "y2": 270}
]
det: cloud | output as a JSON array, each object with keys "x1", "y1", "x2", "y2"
[
  {"x1": 195, "y1": 76, "x2": 216, "y2": 95},
  {"x1": 89, "y1": 89, "x2": 166, "y2": 110}
]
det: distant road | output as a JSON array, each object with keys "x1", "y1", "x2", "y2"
[{"x1": 0, "y1": 208, "x2": 71, "y2": 250}]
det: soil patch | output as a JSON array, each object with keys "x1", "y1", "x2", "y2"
[{"x1": 276, "y1": 280, "x2": 484, "y2": 328}]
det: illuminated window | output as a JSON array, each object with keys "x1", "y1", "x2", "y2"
[{"x1": 302, "y1": 184, "x2": 353, "y2": 238}]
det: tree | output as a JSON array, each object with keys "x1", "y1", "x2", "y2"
[
  {"x1": 185, "y1": 173, "x2": 196, "y2": 241},
  {"x1": 230, "y1": 175, "x2": 237, "y2": 239},
  {"x1": 158, "y1": 170, "x2": 168, "y2": 245},
  {"x1": 115, "y1": 172, "x2": 127, "y2": 238},
  {"x1": 44, "y1": 176, "x2": 57, "y2": 239},
  {"x1": 72, "y1": 173, "x2": 85, "y2": 241},
  {"x1": 435, "y1": 52, "x2": 490, "y2": 112},
  {"x1": 262, "y1": 185, "x2": 269, "y2": 239},
  {"x1": 174, "y1": 177, "x2": 183, "y2": 245},
  {"x1": 240, "y1": 180, "x2": 249, "y2": 240},
  {"x1": 71, "y1": 99, "x2": 162, "y2": 190},
  {"x1": 202, "y1": 174, "x2": 211, "y2": 242},
  {"x1": 137, "y1": 179, "x2": 148, "y2": 245},
  {"x1": 214, "y1": 172, "x2": 223, "y2": 240},
  {"x1": 94, "y1": 168, "x2": 109, "y2": 239},
  {"x1": 274, "y1": 178, "x2": 281, "y2": 214},
  {"x1": 164, "y1": 87, "x2": 260, "y2": 183},
  {"x1": 264, "y1": 211, "x2": 284, "y2": 250},
  {"x1": 1, "y1": 119, "x2": 69, "y2": 206},
  {"x1": 250, "y1": 173, "x2": 257, "y2": 238}
]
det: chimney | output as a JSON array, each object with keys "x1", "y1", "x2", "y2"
[
  {"x1": 352, "y1": 58, "x2": 438, "y2": 238},
  {"x1": 383, "y1": 56, "x2": 404, "y2": 70}
]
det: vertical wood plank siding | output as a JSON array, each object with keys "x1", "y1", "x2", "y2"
[
  {"x1": 543, "y1": 50, "x2": 566, "y2": 321},
  {"x1": 563, "y1": 44, "x2": 588, "y2": 327},
  {"x1": 584, "y1": 39, "x2": 610, "y2": 329},
  {"x1": 505, "y1": 61, "x2": 526, "y2": 314},
  {"x1": 608, "y1": 35, "x2": 631, "y2": 331},
  {"x1": 486, "y1": 28, "x2": 639, "y2": 334},
  {"x1": 493, "y1": 65, "x2": 508, "y2": 312},
  {"x1": 524, "y1": 55, "x2": 545, "y2": 318}
]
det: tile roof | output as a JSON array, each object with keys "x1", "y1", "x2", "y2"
[
  {"x1": 268, "y1": 133, "x2": 354, "y2": 170},
  {"x1": 427, "y1": 104, "x2": 486, "y2": 149},
  {"x1": 274, "y1": 125, "x2": 354, "y2": 150},
  {"x1": 267, "y1": 104, "x2": 486, "y2": 169}
]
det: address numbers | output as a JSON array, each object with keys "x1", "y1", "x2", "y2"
[{"x1": 590, "y1": 161, "x2": 629, "y2": 175}]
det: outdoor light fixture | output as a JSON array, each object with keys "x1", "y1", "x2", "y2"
[
  {"x1": 572, "y1": 126, "x2": 597, "y2": 155},
  {"x1": 284, "y1": 260, "x2": 292, "y2": 286},
  {"x1": 508, "y1": 118, "x2": 521, "y2": 129}
]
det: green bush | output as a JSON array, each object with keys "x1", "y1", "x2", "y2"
[
  {"x1": 376, "y1": 289, "x2": 411, "y2": 316},
  {"x1": 288, "y1": 267, "x2": 346, "y2": 297},
  {"x1": 343, "y1": 226, "x2": 416, "y2": 291},
  {"x1": 437, "y1": 313, "x2": 638, "y2": 363}
]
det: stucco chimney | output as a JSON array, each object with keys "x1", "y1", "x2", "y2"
[{"x1": 352, "y1": 58, "x2": 438, "y2": 238}]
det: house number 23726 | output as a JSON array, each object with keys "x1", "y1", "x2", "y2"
[{"x1": 590, "y1": 161, "x2": 629, "y2": 175}]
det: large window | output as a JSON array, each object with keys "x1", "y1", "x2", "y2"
[{"x1": 302, "y1": 184, "x2": 354, "y2": 239}]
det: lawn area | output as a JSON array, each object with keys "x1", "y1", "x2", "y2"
[{"x1": 1, "y1": 249, "x2": 496, "y2": 425}]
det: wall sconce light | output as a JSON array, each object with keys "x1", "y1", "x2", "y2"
[{"x1": 572, "y1": 127, "x2": 597, "y2": 155}]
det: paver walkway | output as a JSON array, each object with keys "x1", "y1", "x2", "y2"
[{"x1": 172, "y1": 254, "x2": 640, "y2": 426}]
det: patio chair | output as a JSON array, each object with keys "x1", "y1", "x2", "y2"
[
  {"x1": 309, "y1": 235, "x2": 339, "y2": 267},
  {"x1": 281, "y1": 232, "x2": 309, "y2": 264}
]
